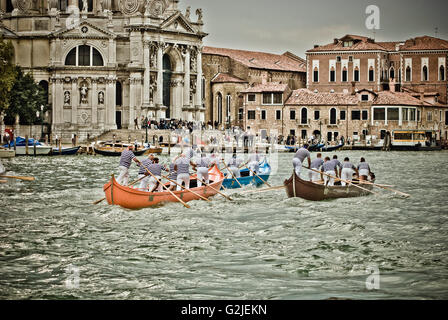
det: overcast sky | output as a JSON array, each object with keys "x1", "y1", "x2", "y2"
[{"x1": 179, "y1": 0, "x2": 448, "y2": 58}]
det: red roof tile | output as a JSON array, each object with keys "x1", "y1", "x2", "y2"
[
  {"x1": 241, "y1": 82, "x2": 289, "y2": 93},
  {"x1": 211, "y1": 73, "x2": 247, "y2": 83},
  {"x1": 373, "y1": 91, "x2": 428, "y2": 106},
  {"x1": 203, "y1": 46, "x2": 306, "y2": 72},
  {"x1": 400, "y1": 36, "x2": 448, "y2": 51},
  {"x1": 285, "y1": 89, "x2": 358, "y2": 105},
  {"x1": 307, "y1": 34, "x2": 387, "y2": 52}
]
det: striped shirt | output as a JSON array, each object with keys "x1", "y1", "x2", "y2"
[
  {"x1": 294, "y1": 148, "x2": 311, "y2": 162},
  {"x1": 175, "y1": 157, "x2": 190, "y2": 175},
  {"x1": 119, "y1": 149, "x2": 136, "y2": 168},
  {"x1": 169, "y1": 163, "x2": 177, "y2": 180},
  {"x1": 311, "y1": 158, "x2": 324, "y2": 169},
  {"x1": 208, "y1": 155, "x2": 218, "y2": 166},
  {"x1": 357, "y1": 162, "x2": 371, "y2": 171},
  {"x1": 196, "y1": 157, "x2": 211, "y2": 168},
  {"x1": 147, "y1": 163, "x2": 166, "y2": 177},
  {"x1": 322, "y1": 161, "x2": 337, "y2": 172},
  {"x1": 343, "y1": 161, "x2": 356, "y2": 170},
  {"x1": 138, "y1": 158, "x2": 153, "y2": 175},
  {"x1": 331, "y1": 159, "x2": 342, "y2": 169}
]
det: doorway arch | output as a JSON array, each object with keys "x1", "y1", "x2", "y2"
[{"x1": 163, "y1": 54, "x2": 172, "y2": 118}]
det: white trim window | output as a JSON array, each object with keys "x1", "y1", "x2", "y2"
[
  {"x1": 368, "y1": 59, "x2": 375, "y2": 82},
  {"x1": 65, "y1": 45, "x2": 104, "y2": 67},
  {"x1": 421, "y1": 57, "x2": 429, "y2": 81},
  {"x1": 341, "y1": 59, "x2": 348, "y2": 82},
  {"x1": 226, "y1": 94, "x2": 231, "y2": 123},
  {"x1": 275, "y1": 110, "x2": 282, "y2": 120},
  {"x1": 405, "y1": 58, "x2": 412, "y2": 82},
  {"x1": 262, "y1": 92, "x2": 283, "y2": 105},
  {"x1": 312, "y1": 60, "x2": 319, "y2": 82},
  {"x1": 438, "y1": 57, "x2": 446, "y2": 81},
  {"x1": 353, "y1": 59, "x2": 360, "y2": 82},
  {"x1": 329, "y1": 59, "x2": 336, "y2": 82}
]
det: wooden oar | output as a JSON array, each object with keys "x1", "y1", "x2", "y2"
[
  {"x1": 192, "y1": 168, "x2": 232, "y2": 201},
  {"x1": 92, "y1": 174, "x2": 148, "y2": 205},
  {"x1": 159, "y1": 173, "x2": 211, "y2": 202},
  {"x1": 356, "y1": 180, "x2": 410, "y2": 198},
  {"x1": 239, "y1": 185, "x2": 285, "y2": 194},
  {"x1": 304, "y1": 167, "x2": 379, "y2": 196},
  {"x1": 220, "y1": 160, "x2": 243, "y2": 188},
  {"x1": 0, "y1": 175, "x2": 35, "y2": 181},
  {"x1": 243, "y1": 164, "x2": 272, "y2": 187},
  {"x1": 0, "y1": 179, "x2": 7, "y2": 184},
  {"x1": 136, "y1": 160, "x2": 190, "y2": 208}
]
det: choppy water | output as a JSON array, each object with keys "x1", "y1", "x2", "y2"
[{"x1": 0, "y1": 151, "x2": 447, "y2": 300}]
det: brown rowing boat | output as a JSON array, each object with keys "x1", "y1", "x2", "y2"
[{"x1": 284, "y1": 171, "x2": 375, "y2": 201}]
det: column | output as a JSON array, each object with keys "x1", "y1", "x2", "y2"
[
  {"x1": 156, "y1": 41, "x2": 164, "y2": 108},
  {"x1": 51, "y1": 77, "x2": 57, "y2": 129},
  {"x1": 92, "y1": 78, "x2": 98, "y2": 125},
  {"x1": 55, "y1": 78, "x2": 64, "y2": 125},
  {"x1": 105, "y1": 77, "x2": 116, "y2": 130},
  {"x1": 183, "y1": 45, "x2": 191, "y2": 108},
  {"x1": 71, "y1": 78, "x2": 78, "y2": 125},
  {"x1": 398, "y1": 106, "x2": 403, "y2": 126},
  {"x1": 195, "y1": 46, "x2": 203, "y2": 121},
  {"x1": 129, "y1": 77, "x2": 136, "y2": 129},
  {"x1": 143, "y1": 40, "x2": 151, "y2": 107}
]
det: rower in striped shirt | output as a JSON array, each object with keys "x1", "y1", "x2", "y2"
[
  {"x1": 137, "y1": 154, "x2": 155, "y2": 190},
  {"x1": 195, "y1": 153, "x2": 212, "y2": 187},
  {"x1": 117, "y1": 145, "x2": 139, "y2": 185},
  {"x1": 145, "y1": 158, "x2": 169, "y2": 192}
]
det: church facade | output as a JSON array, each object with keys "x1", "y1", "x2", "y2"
[{"x1": 0, "y1": 0, "x2": 206, "y2": 141}]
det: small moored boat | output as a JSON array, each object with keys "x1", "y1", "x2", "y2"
[
  {"x1": 94, "y1": 141, "x2": 161, "y2": 156},
  {"x1": 222, "y1": 160, "x2": 271, "y2": 189},
  {"x1": 103, "y1": 165, "x2": 224, "y2": 209},
  {"x1": 0, "y1": 147, "x2": 15, "y2": 158},
  {"x1": 284, "y1": 171, "x2": 374, "y2": 201},
  {"x1": 50, "y1": 146, "x2": 81, "y2": 156}
]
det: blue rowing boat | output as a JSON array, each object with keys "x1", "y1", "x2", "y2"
[{"x1": 221, "y1": 160, "x2": 271, "y2": 189}]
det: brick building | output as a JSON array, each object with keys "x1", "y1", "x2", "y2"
[
  {"x1": 306, "y1": 34, "x2": 448, "y2": 105},
  {"x1": 202, "y1": 47, "x2": 306, "y2": 128}
]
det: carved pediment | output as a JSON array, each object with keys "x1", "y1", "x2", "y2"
[
  {"x1": 51, "y1": 20, "x2": 116, "y2": 40},
  {"x1": 160, "y1": 12, "x2": 197, "y2": 34}
]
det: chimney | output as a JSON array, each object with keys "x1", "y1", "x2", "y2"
[
  {"x1": 314, "y1": 44, "x2": 319, "y2": 48},
  {"x1": 351, "y1": 81, "x2": 356, "y2": 95},
  {"x1": 334, "y1": 38, "x2": 339, "y2": 44}
]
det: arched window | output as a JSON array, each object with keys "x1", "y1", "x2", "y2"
[
  {"x1": 39, "y1": 80, "x2": 49, "y2": 105},
  {"x1": 226, "y1": 94, "x2": 231, "y2": 123},
  {"x1": 58, "y1": 0, "x2": 68, "y2": 11},
  {"x1": 440, "y1": 65, "x2": 445, "y2": 81},
  {"x1": 330, "y1": 67, "x2": 335, "y2": 82},
  {"x1": 342, "y1": 67, "x2": 348, "y2": 82},
  {"x1": 6, "y1": 0, "x2": 13, "y2": 12},
  {"x1": 406, "y1": 66, "x2": 411, "y2": 81},
  {"x1": 78, "y1": 0, "x2": 93, "y2": 12},
  {"x1": 330, "y1": 108, "x2": 337, "y2": 125},
  {"x1": 354, "y1": 67, "x2": 360, "y2": 82},
  {"x1": 301, "y1": 108, "x2": 308, "y2": 124},
  {"x1": 368, "y1": 67, "x2": 374, "y2": 82},
  {"x1": 422, "y1": 65, "x2": 428, "y2": 81},
  {"x1": 217, "y1": 93, "x2": 223, "y2": 124},
  {"x1": 390, "y1": 67, "x2": 395, "y2": 80},
  {"x1": 313, "y1": 67, "x2": 319, "y2": 82},
  {"x1": 116, "y1": 81, "x2": 122, "y2": 106},
  {"x1": 64, "y1": 45, "x2": 104, "y2": 66}
]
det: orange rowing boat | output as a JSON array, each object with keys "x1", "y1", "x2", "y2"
[{"x1": 103, "y1": 165, "x2": 224, "y2": 209}]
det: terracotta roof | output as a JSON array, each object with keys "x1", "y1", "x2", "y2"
[
  {"x1": 400, "y1": 36, "x2": 448, "y2": 51},
  {"x1": 308, "y1": 34, "x2": 448, "y2": 53},
  {"x1": 203, "y1": 46, "x2": 306, "y2": 72},
  {"x1": 241, "y1": 82, "x2": 289, "y2": 93},
  {"x1": 373, "y1": 91, "x2": 427, "y2": 106},
  {"x1": 285, "y1": 89, "x2": 358, "y2": 105},
  {"x1": 211, "y1": 73, "x2": 247, "y2": 83}
]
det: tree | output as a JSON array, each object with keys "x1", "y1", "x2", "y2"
[
  {"x1": 4, "y1": 66, "x2": 47, "y2": 125},
  {"x1": 0, "y1": 37, "x2": 17, "y2": 114}
]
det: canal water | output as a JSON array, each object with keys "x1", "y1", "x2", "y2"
[{"x1": 0, "y1": 151, "x2": 447, "y2": 299}]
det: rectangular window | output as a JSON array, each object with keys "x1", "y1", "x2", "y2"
[
  {"x1": 290, "y1": 129, "x2": 295, "y2": 136},
  {"x1": 417, "y1": 110, "x2": 421, "y2": 122},
  {"x1": 354, "y1": 70, "x2": 359, "y2": 82},
  {"x1": 262, "y1": 93, "x2": 272, "y2": 104},
  {"x1": 238, "y1": 108, "x2": 243, "y2": 120},
  {"x1": 248, "y1": 94, "x2": 256, "y2": 102},
  {"x1": 276, "y1": 110, "x2": 281, "y2": 120},
  {"x1": 313, "y1": 70, "x2": 319, "y2": 82},
  {"x1": 373, "y1": 108, "x2": 385, "y2": 121},
  {"x1": 247, "y1": 110, "x2": 256, "y2": 120},
  {"x1": 273, "y1": 93, "x2": 283, "y2": 104},
  {"x1": 342, "y1": 70, "x2": 348, "y2": 82},
  {"x1": 290, "y1": 109, "x2": 296, "y2": 120},
  {"x1": 334, "y1": 132, "x2": 339, "y2": 139},
  {"x1": 361, "y1": 94, "x2": 369, "y2": 101},
  {"x1": 351, "y1": 110, "x2": 361, "y2": 120},
  {"x1": 348, "y1": 56, "x2": 353, "y2": 62},
  {"x1": 409, "y1": 108, "x2": 416, "y2": 121},
  {"x1": 427, "y1": 112, "x2": 433, "y2": 121},
  {"x1": 369, "y1": 69, "x2": 374, "y2": 82},
  {"x1": 301, "y1": 130, "x2": 307, "y2": 139},
  {"x1": 362, "y1": 110, "x2": 368, "y2": 120},
  {"x1": 445, "y1": 111, "x2": 448, "y2": 125},
  {"x1": 336, "y1": 56, "x2": 342, "y2": 62},
  {"x1": 387, "y1": 108, "x2": 400, "y2": 121},
  {"x1": 330, "y1": 70, "x2": 335, "y2": 82},
  {"x1": 314, "y1": 110, "x2": 320, "y2": 120},
  {"x1": 340, "y1": 110, "x2": 346, "y2": 120},
  {"x1": 380, "y1": 130, "x2": 386, "y2": 139},
  {"x1": 261, "y1": 110, "x2": 266, "y2": 120}
]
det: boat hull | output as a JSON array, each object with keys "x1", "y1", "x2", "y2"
[
  {"x1": 284, "y1": 172, "x2": 374, "y2": 201},
  {"x1": 94, "y1": 147, "x2": 152, "y2": 156},
  {"x1": 51, "y1": 146, "x2": 81, "y2": 155},
  {"x1": 103, "y1": 165, "x2": 224, "y2": 209},
  {"x1": 14, "y1": 146, "x2": 52, "y2": 156},
  {"x1": 0, "y1": 149, "x2": 15, "y2": 158},
  {"x1": 222, "y1": 174, "x2": 270, "y2": 189}
]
